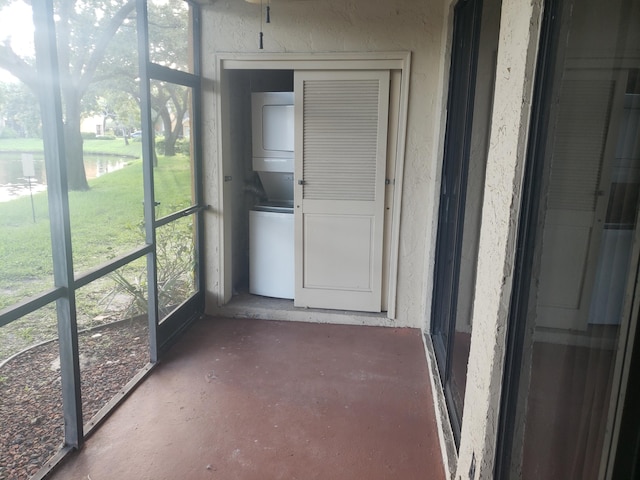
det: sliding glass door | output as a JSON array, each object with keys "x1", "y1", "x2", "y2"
[
  {"x1": 496, "y1": 0, "x2": 640, "y2": 477},
  {"x1": 431, "y1": 0, "x2": 501, "y2": 445},
  {"x1": 136, "y1": 0, "x2": 205, "y2": 349}
]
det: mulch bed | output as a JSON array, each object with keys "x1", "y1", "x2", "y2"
[{"x1": 0, "y1": 319, "x2": 149, "y2": 480}]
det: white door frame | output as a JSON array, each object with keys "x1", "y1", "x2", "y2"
[{"x1": 214, "y1": 51, "x2": 411, "y2": 319}]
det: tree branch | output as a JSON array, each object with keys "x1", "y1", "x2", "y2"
[
  {"x1": 77, "y1": 0, "x2": 136, "y2": 96},
  {"x1": 0, "y1": 41, "x2": 38, "y2": 92}
]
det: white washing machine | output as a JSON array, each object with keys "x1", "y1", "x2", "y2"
[
  {"x1": 249, "y1": 206, "x2": 294, "y2": 299},
  {"x1": 249, "y1": 91, "x2": 295, "y2": 299}
]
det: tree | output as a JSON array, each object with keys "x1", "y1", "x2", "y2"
[
  {"x1": 85, "y1": 92, "x2": 141, "y2": 141},
  {"x1": 79, "y1": 0, "x2": 191, "y2": 158},
  {"x1": 0, "y1": 0, "x2": 136, "y2": 190},
  {"x1": 141, "y1": 0, "x2": 192, "y2": 157},
  {"x1": 151, "y1": 81, "x2": 189, "y2": 156},
  {"x1": 0, "y1": 81, "x2": 41, "y2": 138}
]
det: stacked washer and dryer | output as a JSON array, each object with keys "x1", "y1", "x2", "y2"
[{"x1": 249, "y1": 92, "x2": 295, "y2": 299}]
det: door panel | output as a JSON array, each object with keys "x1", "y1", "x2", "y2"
[
  {"x1": 294, "y1": 70, "x2": 389, "y2": 312},
  {"x1": 304, "y1": 214, "x2": 374, "y2": 290}
]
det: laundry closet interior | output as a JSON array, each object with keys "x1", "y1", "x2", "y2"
[{"x1": 220, "y1": 69, "x2": 290, "y2": 299}]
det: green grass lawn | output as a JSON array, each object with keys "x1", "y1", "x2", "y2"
[
  {"x1": 0, "y1": 152, "x2": 192, "y2": 310},
  {"x1": 0, "y1": 137, "x2": 142, "y2": 157}
]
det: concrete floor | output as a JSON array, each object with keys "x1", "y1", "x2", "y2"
[{"x1": 49, "y1": 317, "x2": 445, "y2": 480}]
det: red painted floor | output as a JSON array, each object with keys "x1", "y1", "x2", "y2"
[{"x1": 49, "y1": 317, "x2": 445, "y2": 480}]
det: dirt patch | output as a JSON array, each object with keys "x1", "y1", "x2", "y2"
[{"x1": 0, "y1": 318, "x2": 149, "y2": 480}]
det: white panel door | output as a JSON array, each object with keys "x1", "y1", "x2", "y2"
[{"x1": 294, "y1": 70, "x2": 390, "y2": 312}]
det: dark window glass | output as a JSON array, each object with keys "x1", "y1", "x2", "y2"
[{"x1": 502, "y1": 1, "x2": 640, "y2": 478}]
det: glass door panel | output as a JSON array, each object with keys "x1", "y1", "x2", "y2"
[
  {"x1": 520, "y1": 69, "x2": 640, "y2": 480},
  {"x1": 499, "y1": 0, "x2": 640, "y2": 476},
  {"x1": 138, "y1": 0, "x2": 202, "y2": 347},
  {"x1": 430, "y1": 0, "x2": 488, "y2": 443}
]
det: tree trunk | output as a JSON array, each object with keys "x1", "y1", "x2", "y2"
[
  {"x1": 164, "y1": 133, "x2": 177, "y2": 156},
  {"x1": 159, "y1": 108, "x2": 176, "y2": 156},
  {"x1": 63, "y1": 98, "x2": 89, "y2": 191}
]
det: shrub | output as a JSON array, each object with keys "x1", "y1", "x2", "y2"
[
  {"x1": 155, "y1": 137, "x2": 190, "y2": 156},
  {"x1": 0, "y1": 127, "x2": 21, "y2": 139},
  {"x1": 155, "y1": 138, "x2": 166, "y2": 154},
  {"x1": 96, "y1": 135, "x2": 116, "y2": 140},
  {"x1": 106, "y1": 219, "x2": 195, "y2": 319},
  {"x1": 81, "y1": 132, "x2": 97, "y2": 140}
]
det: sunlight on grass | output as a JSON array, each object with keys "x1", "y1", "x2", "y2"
[
  {"x1": 0, "y1": 137, "x2": 142, "y2": 158},
  {"x1": 0, "y1": 153, "x2": 191, "y2": 310}
]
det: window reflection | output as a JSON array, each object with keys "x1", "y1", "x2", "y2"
[{"x1": 511, "y1": 0, "x2": 640, "y2": 476}]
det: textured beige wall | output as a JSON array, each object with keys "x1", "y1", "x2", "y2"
[
  {"x1": 200, "y1": 0, "x2": 449, "y2": 328},
  {"x1": 456, "y1": 0, "x2": 543, "y2": 477}
]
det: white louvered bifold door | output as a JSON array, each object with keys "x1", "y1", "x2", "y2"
[{"x1": 294, "y1": 70, "x2": 390, "y2": 312}]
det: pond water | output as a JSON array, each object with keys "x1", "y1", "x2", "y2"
[{"x1": 0, "y1": 152, "x2": 131, "y2": 202}]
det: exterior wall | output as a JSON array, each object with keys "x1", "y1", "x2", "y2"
[
  {"x1": 200, "y1": 0, "x2": 450, "y2": 329},
  {"x1": 456, "y1": 0, "x2": 543, "y2": 477},
  {"x1": 80, "y1": 115, "x2": 103, "y2": 134},
  {"x1": 199, "y1": 0, "x2": 548, "y2": 476}
]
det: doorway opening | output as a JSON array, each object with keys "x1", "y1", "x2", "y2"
[{"x1": 223, "y1": 69, "x2": 294, "y2": 299}]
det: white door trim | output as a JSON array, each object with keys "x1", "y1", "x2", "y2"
[{"x1": 214, "y1": 51, "x2": 411, "y2": 319}]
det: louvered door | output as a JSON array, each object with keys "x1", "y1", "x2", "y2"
[
  {"x1": 536, "y1": 70, "x2": 624, "y2": 330},
  {"x1": 294, "y1": 70, "x2": 390, "y2": 312}
]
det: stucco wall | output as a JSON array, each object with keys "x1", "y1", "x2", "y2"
[
  {"x1": 200, "y1": 0, "x2": 449, "y2": 328},
  {"x1": 456, "y1": 0, "x2": 543, "y2": 477}
]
